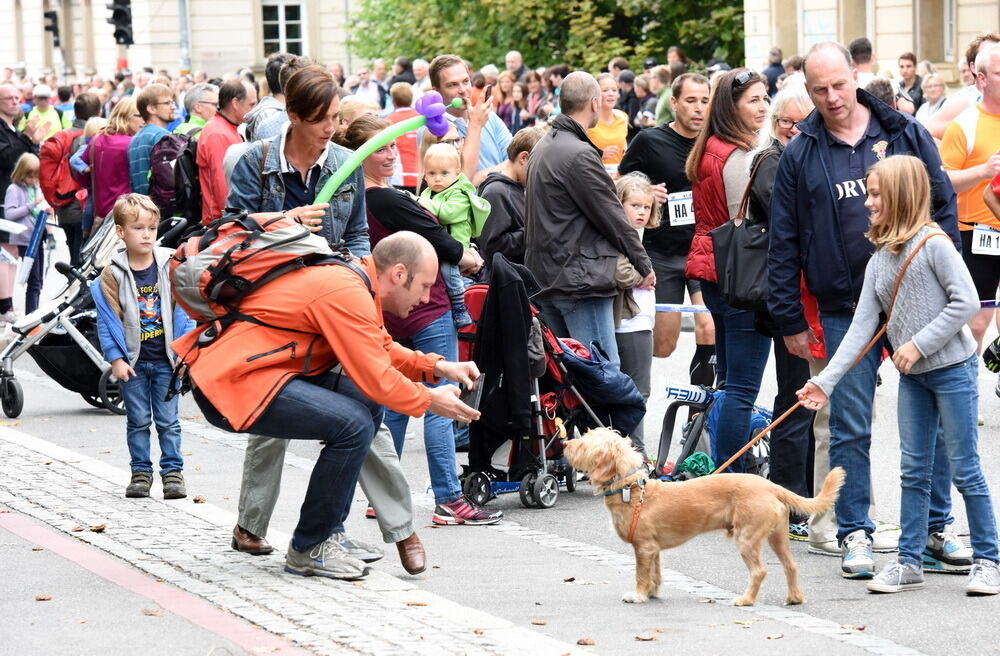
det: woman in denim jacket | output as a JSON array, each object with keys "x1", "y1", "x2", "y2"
[{"x1": 226, "y1": 67, "x2": 368, "y2": 256}]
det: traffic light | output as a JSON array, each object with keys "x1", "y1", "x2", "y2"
[
  {"x1": 107, "y1": 1, "x2": 133, "y2": 46},
  {"x1": 43, "y1": 10, "x2": 60, "y2": 48}
]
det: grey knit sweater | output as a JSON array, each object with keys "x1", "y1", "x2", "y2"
[{"x1": 812, "y1": 226, "x2": 978, "y2": 396}]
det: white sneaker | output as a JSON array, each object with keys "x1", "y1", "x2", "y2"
[
  {"x1": 923, "y1": 528, "x2": 973, "y2": 573},
  {"x1": 808, "y1": 540, "x2": 841, "y2": 557},
  {"x1": 0, "y1": 310, "x2": 17, "y2": 324},
  {"x1": 965, "y1": 559, "x2": 1000, "y2": 595},
  {"x1": 872, "y1": 521, "x2": 900, "y2": 553},
  {"x1": 841, "y1": 530, "x2": 875, "y2": 579}
]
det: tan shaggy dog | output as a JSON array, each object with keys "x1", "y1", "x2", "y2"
[{"x1": 564, "y1": 428, "x2": 845, "y2": 606}]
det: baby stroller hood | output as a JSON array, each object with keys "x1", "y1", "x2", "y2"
[{"x1": 556, "y1": 339, "x2": 645, "y2": 436}]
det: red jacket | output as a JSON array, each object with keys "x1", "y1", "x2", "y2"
[
  {"x1": 196, "y1": 113, "x2": 242, "y2": 223},
  {"x1": 684, "y1": 135, "x2": 738, "y2": 282}
]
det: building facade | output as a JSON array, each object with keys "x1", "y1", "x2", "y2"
[
  {"x1": 2, "y1": 0, "x2": 357, "y2": 79},
  {"x1": 745, "y1": 0, "x2": 1000, "y2": 82}
]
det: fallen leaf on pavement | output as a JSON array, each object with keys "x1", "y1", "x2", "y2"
[
  {"x1": 43, "y1": 461, "x2": 50, "y2": 465},
  {"x1": 562, "y1": 577, "x2": 575, "y2": 583},
  {"x1": 432, "y1": 565, "x2": 440, "y2": 569},
  {"x1": 577, "y1": 638, "x2": 595, "y2": 646},
  {"x1": 99, "y1": 450, "x2": 111, "y2": 454},
  {"x1": 90, "y1": 525, "x2": 106, "y2": 533},
  {"x1": 155, "y1": 579, "x2": 165, "y2": 583},
  {"x1": 767, "y1": 634, "x2": 784, "y2": 640},
  {"x1": 31, "y1": 547, "x2": 43, "y2": 551},
  {"x1": 698, "y1": 598, "x2": 715, "y2": 603},
  {"x1": 841, "y1": 624, "x2": 866, "y2": 631},
  {"x1": 142, "y1": 609, "x2": 164, "y2": 616},
  {"x1": 192, "y1": 496, "x2": 206, "y2": 504},
  {"x1": 70, "y1": 526, "x2": 84, "y2": 532},
  {"x1": 471, "y1": 629, "x2": 484, "y2": 635},
  {"x1": 635, "y1": 635, "x2": 657, "y2": 641},
  {"x1": 531, "y1": 620, "x2": 547, "y2": 626},
  {"x1": 182, "y1": 451, "x2": 192, "y2": 456},
  {"x1": 405, "y1": 601, "x2": 428, "y2": 606},
  {"x1": 655, "y1": 629, "x2": 667, "y2": 633},
  {"x1": 35, "y1": 595, "x2": 52, "y2": 601},
  {"x1": 78, "y1": 620, "x2": 86, "y2": 624}
]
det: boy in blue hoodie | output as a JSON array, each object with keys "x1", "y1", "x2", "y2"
[{"x1": 92, "y1": 193, "x2": 195, "y2": 499}]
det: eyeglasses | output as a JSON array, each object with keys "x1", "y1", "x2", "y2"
[
  {"x1": 154, "y1": 100, "x2": 177, "y2": 106},
  {"x1": 442, "y1": 137, "x2": 464, "y2": 147},
  {"x1": 777, "y1": 117, "x2": 798, "y2": 129},
  {"x1": 732, "y1": 71, "x2": 754, "y2": 88}
]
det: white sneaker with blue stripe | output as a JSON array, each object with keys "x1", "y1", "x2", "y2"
[
  {"x1": 923, "y1": 529, "x2": 973, "y2": 573},
  {"x1": 841, "y1": 529, "x2": 875, "y2": 579}
]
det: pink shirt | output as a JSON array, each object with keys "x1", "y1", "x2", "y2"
[{"x1": 81, "y1": 133, "x2": 133, "y2": 219}]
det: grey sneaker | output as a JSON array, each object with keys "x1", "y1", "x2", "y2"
[
  {"x1": 923, "y1": 529, "x2": 973, "y2": 573},
  {"x1": 125, "y1": 471, "x2": 153, "y2": 498},
  {"x1": 867, "y1": 559, "x2": 925, "y2": 593},
  {"x1": 284, "y1": 538, "x2": 369, "y2": 580},
  {"x1": 332, "y1": 531, "x2": 384, "y2": 563},
  {"x1": 965, "y1": 559, "x2": 1000, "y2": 595},
  {"x1": 841, "y1": 530, "x2": 875, "y2": 579},
  {"x1": 161, "y1": 471, "x2": 187, "y2": 500}
]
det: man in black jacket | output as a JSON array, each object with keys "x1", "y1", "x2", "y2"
[
  {"x1": 525, "y1": 71, "x2": 654, "y2": 367},
  {"x1": 477, "y1": 126, "x2": 543, "y2": 265}
]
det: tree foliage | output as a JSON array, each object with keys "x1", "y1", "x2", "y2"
[{"x1": 349, "y1": 0, "x2": 744, "y2": 72}]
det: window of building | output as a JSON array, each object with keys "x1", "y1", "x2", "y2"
[{"x1": 262, "y1": 1, "x2": 303, "y2": 56}]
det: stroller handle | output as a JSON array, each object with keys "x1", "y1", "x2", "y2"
[{"x1": 55, "y1": 261, "x2": 88, "y2": 286}]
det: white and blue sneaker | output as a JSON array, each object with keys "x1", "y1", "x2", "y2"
[
  {"x1": 841, "y1": 529, "x2": 875, "y2": 579},
  {"x1": 923, "y1": 529, "x2": 973, "y2": 573}
]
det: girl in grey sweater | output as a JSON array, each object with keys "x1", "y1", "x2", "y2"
[{"x1": 798, "y1": 155, "x2": 1000, "y2": 596}]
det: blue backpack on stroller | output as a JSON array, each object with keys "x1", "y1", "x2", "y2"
[{"x1": 653, "y1": 386, "x2": 771, "y2": 479}]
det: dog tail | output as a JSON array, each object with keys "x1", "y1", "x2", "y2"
[{"x1": 775, "y1": 467, "x2": 845, "y2": 516}]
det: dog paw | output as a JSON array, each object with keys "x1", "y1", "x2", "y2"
[
  {"x1": 733, "y1": 596, "x2": 756, "y2": 607},
  {"x1": 785, "y1": 594, "x2": 804, "y2": 606},
  {"x1": 621, "y1": 591, "x2": 649, "y2": 604}
]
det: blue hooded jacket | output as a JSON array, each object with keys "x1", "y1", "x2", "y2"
[{"x1": 767, "y1": 89, "x2": 959, "y2": 336}]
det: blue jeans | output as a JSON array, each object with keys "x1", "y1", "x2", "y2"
[
  {"x1": 120, "y1": 359, "x2": 183, "y2": 474},
  {"x1": 700, "y1": 281, "x2": 771, "y2": 472},
  {"x1": 821, "y1": 314, "x2": 953, "y2": 543},
  {"x1": 535, "y1": 295, "x2": 620, "y2": 367},
  {"x1": 16, "y1": 244, "x2": 44, "y2": 314},
  {"x1": 897, "y1": 355, "x2": 999, "y2": 564},
  {"x1": 384, "y1": 311, "x2": 463, "y2": 505},
  {"x1": 249, "y1": 371, "x2": 381, "y2": 551}
]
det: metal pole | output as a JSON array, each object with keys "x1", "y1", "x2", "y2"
[
  {"x1": 344, "y1": 0, "x2": 352, "y2": 73},
  {"x1": 177, "y1": 0, "x2": 191, "y2": 75}
]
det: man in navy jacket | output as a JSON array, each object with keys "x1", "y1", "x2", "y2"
[{"x1": 767, "y1": 41, "x2": 963, "y2": 580}]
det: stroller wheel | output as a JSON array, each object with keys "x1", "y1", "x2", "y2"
[
  {"x1": 80, "y1": 393, "x2": 104, "y2": 409},
  {"x1": 1, "y1": 377, "x2": 23, "y2": 418},
  {"x1": 533, "y1": 473, "x2": 559, "y2": 508},
  {"x1": 463, "y1": 472, "x2": 493, "y2": 506},
  {"x1": 98, "y1": 369, "x2": 127, "y2": 416},
  {"x1": 519, "y1": 472, "x2": 537, "y2": 508},
  {"x1": 564, "y1": 467, "x2": 577, "y2": 493}
]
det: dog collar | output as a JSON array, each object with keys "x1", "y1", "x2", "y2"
[
  {"x1": 597, "y1": 465, "x2": 645, "y2": 490},
  {"x1": 601, "y1": 477, "x2": 646, "y2": 498}
]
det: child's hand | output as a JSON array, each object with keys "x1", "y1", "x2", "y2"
[
  {"x1": 796, "y1": 382, "x2": 828, "y2": 410},
  {"x1": 602, "y1": 145, "x2": 620, "y2": 161},
  {"x1": 892, "y1": 340, "x2": 922, "y2": 375},
  {"x1": 111, "y1": 359, "x2": 135, "y2": 382}
]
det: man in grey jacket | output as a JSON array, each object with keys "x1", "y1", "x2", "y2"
[{"x1": 524, "y1": 72, "x2": 654, "y2": 367}]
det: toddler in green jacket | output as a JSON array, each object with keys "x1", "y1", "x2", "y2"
[{"x1": 418, "y1": 142, "x2": 491, "y2": 327}]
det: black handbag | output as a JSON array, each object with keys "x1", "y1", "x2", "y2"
[{"x1": 709, "y1": 155, "x2": 769, "y2": 312}]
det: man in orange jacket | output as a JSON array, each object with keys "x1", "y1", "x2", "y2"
[{"x1": 175, "y1": 231, "x2": 480, "y2": 581}]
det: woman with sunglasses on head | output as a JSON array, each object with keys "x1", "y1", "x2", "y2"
[
  {"x1": 745, "y1": 85, "x2": 820, "y2": 540},
  {"x1": 683, "y1": 68, "x2": 770, "y2": 474}
]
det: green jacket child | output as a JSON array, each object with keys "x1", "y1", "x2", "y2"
[{"x1": 417, "y1": 173, "x2": 491, "y2": 248}]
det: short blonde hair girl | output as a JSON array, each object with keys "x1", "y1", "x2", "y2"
[
  {"x1": 10, "y1": 153, "x2": 40, "y2": 187},
  {"x1": 615, "y1": 172, "x2": 661, "y2": 229},
  {"x1": 105, "y1": 97, "x2": 138, "y2": 136},
  {"x1": 83, "y1": 116, "x2": 108, "y2": 139},
  {"x1": 865, "y1": 155, "x2": 935, "y2": 254}
]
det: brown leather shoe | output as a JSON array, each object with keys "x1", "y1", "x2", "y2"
[
  {"x1": 231, "y1": 525, "x2": 274, "y2": 555},
  {"x1": 395, "y1": 532, "x2": 426, "y2": 575}
]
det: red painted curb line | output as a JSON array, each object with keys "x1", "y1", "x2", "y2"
[{"x1": 0, "y1": 511, "x2": 312, "y2": 656}]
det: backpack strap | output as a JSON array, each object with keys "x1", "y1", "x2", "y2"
[{"x1": 258, "y1": 140, "x2": 271, "y2": 188}]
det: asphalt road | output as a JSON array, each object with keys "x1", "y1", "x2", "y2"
[{"x1": 3, "y1": 237, "x2": 999, "y2": 656}]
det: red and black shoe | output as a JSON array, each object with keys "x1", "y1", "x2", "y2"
[{"x1": 432, "y1": 496, "x2": 503, "y2": 525}]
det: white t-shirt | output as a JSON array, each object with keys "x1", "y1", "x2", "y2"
[{"x1": 617, "y1": 287, "x2": 655, "y2": 333}]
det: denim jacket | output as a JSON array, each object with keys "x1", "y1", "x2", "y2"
[{"x1": 226, "y1": 129, "x2": 370, "y2": 256}]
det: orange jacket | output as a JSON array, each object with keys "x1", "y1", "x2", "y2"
[{"x1": 172, "y1": 257, "x2": 443, "y2": 431}]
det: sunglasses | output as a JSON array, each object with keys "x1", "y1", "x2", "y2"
[{"x1": 732, "y1": 71, "x2": 754, "y2": 88}]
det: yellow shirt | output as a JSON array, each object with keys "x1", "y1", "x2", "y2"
[
  {"x1": 939, "y1": 103, "x2": 1000, "y2": 231},
  {"x1": 587, "y1": 109, "x2": 629, "y2": 166}
]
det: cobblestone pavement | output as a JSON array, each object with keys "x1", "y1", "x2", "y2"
[{"x1": 0, "y1": 427, "x2": 586, "y2": 656}]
